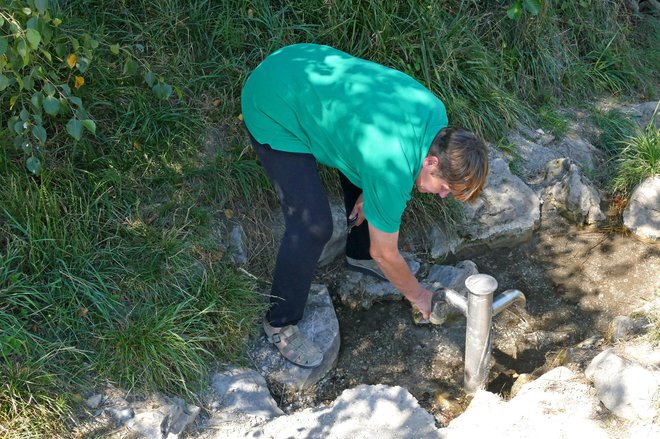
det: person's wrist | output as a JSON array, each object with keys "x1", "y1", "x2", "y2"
[{"x1": 406, "y1": 284, "x2": 425, "y2": 303}]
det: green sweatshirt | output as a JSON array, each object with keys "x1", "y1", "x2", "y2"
[{"x1": 242, "y1": 43, "x2": 447, "y2": 233}]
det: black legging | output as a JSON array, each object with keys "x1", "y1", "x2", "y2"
[{"x1": 249, "y1": 133, "x2": 371, "y2": 327}]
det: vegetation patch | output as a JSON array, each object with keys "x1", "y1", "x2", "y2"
[{"x1": 0, "y1": 0, "x2": 658, "y2": 435}]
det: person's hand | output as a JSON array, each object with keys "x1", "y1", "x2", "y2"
[
  {"x1": 409, "y1": 287, "x2": 434, "y2": 320},
  {"x1": 349, "y1": 193, "x2": 365, "y2": 226}
]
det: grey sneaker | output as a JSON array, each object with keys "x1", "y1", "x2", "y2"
[{"x1": 345, "y1": 257, "x2": 388, "y2": 282}]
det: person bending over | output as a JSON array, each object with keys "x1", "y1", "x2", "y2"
[{"x1": 241, "y1": 43, "x2": 488, "y2": 367}]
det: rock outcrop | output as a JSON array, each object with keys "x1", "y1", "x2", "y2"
[
  {"x1": 247, "y1": 284, "x2": 340, "y2": 390},
  {"x1": 623, "y1": 176, "x2": 660, "y2": 241}
]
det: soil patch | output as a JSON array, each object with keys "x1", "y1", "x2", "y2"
[{"x1": 270, "y1": 204, "x2": 660, "y2": 425}]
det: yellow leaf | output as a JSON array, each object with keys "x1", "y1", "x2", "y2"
[
  {"x1": 238, "y1": 113, "x2": 244, "y2": 121},
  {"x1": 133, "y1": 141, "x2": 142, "y2": 150},
  {"x1": 224, "y1": 209, "x2": 234, "y2": 219},
  {"x1": 74, "y1": 76, "x2": 85, "y2": 89},
  {"x1": 66, "y1": 53, "x2": 77, "y2": 68}
]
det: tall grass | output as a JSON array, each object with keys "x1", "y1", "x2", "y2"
[
  {"x1": 0, "y1": 0, "x2": 658, "y2": 435},
  {"x1": 610, "y1": 110, "x2": 660, "y2": 196}
]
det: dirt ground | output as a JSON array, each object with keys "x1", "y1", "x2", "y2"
[{"x1": 271, "y1": 201, "x2": 660, "y2": 425}]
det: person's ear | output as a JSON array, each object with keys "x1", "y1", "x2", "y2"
[{"x1": 424, "y1": 155, "x2": 439, "y2": 168}]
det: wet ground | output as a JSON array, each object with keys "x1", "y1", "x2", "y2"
[{"x1": 272, "y1": 203, "x2": 660, "y2": 425}]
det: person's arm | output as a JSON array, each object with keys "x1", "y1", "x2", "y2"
[{"x1": 368, "y1": 224, "x2": 434, "y2": 319}]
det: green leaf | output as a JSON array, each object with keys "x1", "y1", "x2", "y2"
[
  {"x1": 33, "y1": 114, "x2": 42, "y2": 125},
  {"x1": 8, "y1": 116, "x2": 18, "y2": 131},
  {"x1": 31, "y1": 92, "x2": 43, "y2": 109},
  {"x1": 32, "y1": 125, "x2": 47, "y2": 144},
  {"x1": 35, "y1": 0, "x2": 48, "y2": 14},
  {"x1": 144, "y1": 71, "x2": 156, "y2": 87},
  {"x1": 522, "y1": 0, "x2": 541, "y2": 16},
  {"x1": 22, "y1": 75, "x2": 34, "y2": 91},
  {"x1": 26, "y1": 17, "x2": 39, "y2": 30},
  {"x1": 507, "y1": 2, "x2": 522, "y2": 20},
  {"x1": 0, "y1": 37, "x2": 7, "y2": 56},
  {"x1": 174, "y1": 85, "x2": 183, "y2": 100},
  {"x1": 66, "y1": 118, "x2": 83, "y2": 140},
  {"x1": 43, "y1": 96, "x2": 60, "y2": 115},
  {"x1": 13, "y1": 135, "x2": 26, "y2": 149},
  {"x1": 43, "y1": 83, "x2": 55, "y2": 96},
  {"x1": 21, "y1": 141, "x2": 32, "y2": 153},
  {"x1": 0, "y1": 74, "x2": 9, "y2": 91},
  {"x1": 17, "y1": 40, "x2": 28, "y2": 57},
  {"x1": 68, "y1": 96, "x2": 83, "y2": 108},
  {"x1": 122, "y1": 59, "x2": 138, "y2": 76},
  {"x1": 55, "y1": 43, "x2": 66, "y2": 57},
  {"x1": 153, "y1": 83, "x2": 173, "y2": 100},
  {"x1": 82, "y1": 119, "x2": 96, "y2": 134},
  {"x1": 20, "y1": 109, "x2": 29, "y2": 121},
  {"x1": 61, "y1": 84, "x2": 71, "y2": 96},
  {"x1": 14, "y1": 120, "x2": 25, "y2": 134},
  {"x1": 41, "y1": 22, "x2": 53, "y2": 43},
  {"x1": 26, "y1": 157, "x2": 42, "y2": 175},
  {"x1": 26, "y1": 29, "x2": 41, "y2": 50},
  {"x1": 110, "y1": 44, "x2": 120, "y2": 55},
  {"x1": 40, "y1": 48, "x2": 52, "y2": 62},
  {"x1": 76, "y1": 57, "x2": 89, "y2": 73}
]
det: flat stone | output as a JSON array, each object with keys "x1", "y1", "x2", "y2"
[
  {"x1": 85, "y1": 393, "x2": 103, "y2": 409},
  {"x1": 122, "y1": 396, "x2": 200, "y2": 438},
  {"x1": 554, "y1": 133, "x2": 599, "y2": 171},
  {"x1": 210, "y1": 367, "x2": 283, "y2": 421},
  {"x1": 507, "y1": 131, "x2": 562, "y2": 181},
  {"x1": 229, "y1": 225, "x2": 248, "y2": 265},
  {"x1": 429, "y1": 225, "x2": 462, "y2": 259},
  {"x1": 338, "y1": 256, "x2": 420, "y2": 310},
  {"x1": 457, "y1": 157, "x2": 540, "y2": 255},
  {"x1": 585, "y1": 349, "x2": 660, "y2": 420},
  {"x1": 166, "y1": 397, "x2": 201, "y2": 436},
  {"x1": 426, "y1": 260, "x2": 479, "y2": 295},
  {"x1": 126, "y1": 409, "x2": 167, "y2": 439},
  {"x1": 608, "y1": 315, "x2": 646, "y2": 342},
  {"x1": 623, "y1": 176, "x2": 660, "y2": 241},
  {"x1": 249, "y1": 384, "x2": 441, "y2": 438},
  {"x1": 106, "y1": 407, "x2": 134, "y2": 424},
  {"x1": 248, "y1": 284, "x2": 340, "y2": 390}
]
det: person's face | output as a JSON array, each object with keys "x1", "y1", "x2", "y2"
[{"x1": 415, "y1": 156, "x2": 453, "y2": 198}]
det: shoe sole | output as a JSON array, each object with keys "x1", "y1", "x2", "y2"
[{"x1": 345, "y1": 260, "x2": 388, "y2": 282}]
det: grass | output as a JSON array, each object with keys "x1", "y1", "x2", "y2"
[
  {"x1": 610, "y1": 109, "x2": 660, "y2": 196},
  {"x1": 537, "y1": 105, "x2": 570, "y2": 138},
  {"x1": 0, "y1": 0, "x2": 659, "y2": 436},
  {"x1": 591, "y1": 108, "x2": 639, "y2": 158}
]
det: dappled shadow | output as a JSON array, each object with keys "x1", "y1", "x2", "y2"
[{"x1": 297, "y1": 203, "x2": 659, "y2": 423}]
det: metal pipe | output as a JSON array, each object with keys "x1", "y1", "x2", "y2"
[
  {"x1": 464, "y1": 274, "x2": 497, "y2": 394},
  {"x1": 437, "y1": 277, "x2": 527, "y2": 394},
  {"x1": 493, "y1": 289, "x2": 526, "y2": 317},
  {"x1": 443, "y1": 288, "x2": 467, "y2": 317}
]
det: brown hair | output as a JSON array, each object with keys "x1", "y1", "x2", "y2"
[{"x1": 428, "y1": 127, "x2": 488, "y2": 202}]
